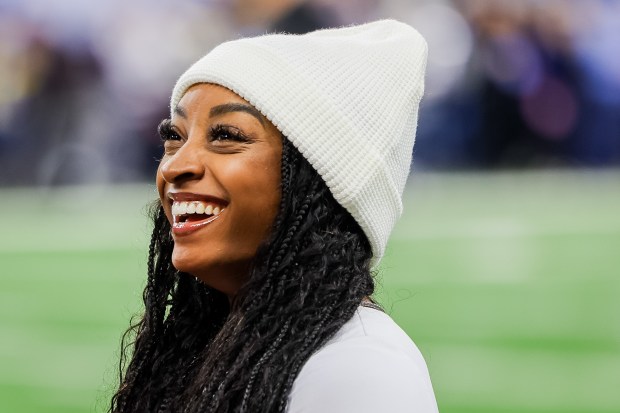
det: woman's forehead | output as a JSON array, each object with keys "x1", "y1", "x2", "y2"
[{"x1": 174, "y1": 84, "x2": 270, "y2": 128}]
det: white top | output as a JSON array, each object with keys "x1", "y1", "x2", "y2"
[{"x1": 286, "y1": 306, "x2": 439, "y2": 412}]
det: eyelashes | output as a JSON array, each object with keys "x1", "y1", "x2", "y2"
[
  {"x1": 209, "y1": 124, "x2": 250, "y2": 143},
  {"x1": 157, "y1": 119, "x2": 251, "y2": 144},
  {"x1": 158, "y1": 119, "x2": 180, "y2": 141}
]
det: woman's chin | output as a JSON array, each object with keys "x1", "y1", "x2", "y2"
[
  {"x1": 171, "y1": 249, "x2": 211, "y2": 275},
  {"x1": 171, "y1": 251, "x2": 250, "y2": 296}
]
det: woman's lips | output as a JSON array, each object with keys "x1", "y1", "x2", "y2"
[
  {"x1": 167, "y1": 192, "x2": 229, "y2": 236},
  {"x1": 172, "y1": 211, "x2": 222, "y2": 236},
  {"x1": 167, "y1": 191, "x2": 229, "y2": 206}
]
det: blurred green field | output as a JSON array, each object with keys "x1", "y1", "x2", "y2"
[{"x1": 1, "y1": 170, "x2": 619, "y2": 413}]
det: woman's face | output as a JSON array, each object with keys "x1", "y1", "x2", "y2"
[{"x1": 157, "y1": 83, "x2": 282, "y2": 296}]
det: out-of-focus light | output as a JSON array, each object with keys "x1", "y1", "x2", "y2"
[
  {"x1": 482, "y1": 32, "x2": 543, "y2": 96},
  {"x1": 91, "y1": 2, "x2": 232, "y2": 121},
  {"x1": 573, "y1": 2, "x2": 620, "y2": 104},
  {"x1": 5, "y1": 0, "x2": 111, "y2": 50},
  {"x1": 405, "y1": 1, "x2": 474, "y2": 99},
  {"x1": 520, "y1": 75, "x2": 578, "y2": 140},
  {"x1": 0, "y1": 16, "x2": 54, "y2": 131}
]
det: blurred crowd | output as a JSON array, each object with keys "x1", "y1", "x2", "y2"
[{"x1": 0, "y1": 0, "x2": 619, "y2": 186}]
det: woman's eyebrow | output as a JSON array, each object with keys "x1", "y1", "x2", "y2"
[
  {"x1": 174, "y1": 105, "x2": 188, "y2": 119},
  {"x1": 209, "y1": 103, "x2": 266, "y2": 127}
]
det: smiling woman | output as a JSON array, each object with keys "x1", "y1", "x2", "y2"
[
  {"x1": 157, "y1": 85, "x2": 283, "y2": 296},
  {"x1": 110, "y1": 20, "x2": 437, "y2": 413}
]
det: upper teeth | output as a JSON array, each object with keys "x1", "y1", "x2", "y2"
[{"x1": 172, "y1": 201, "x2": 222, "y2": 216}]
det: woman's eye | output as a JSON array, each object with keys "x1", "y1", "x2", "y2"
[
  {"x1": 158, "y1": 119, "x2": 182, "y2": 141},
  {"x1": 209, "y1": 125, "x2": 250, "y2": 143}
]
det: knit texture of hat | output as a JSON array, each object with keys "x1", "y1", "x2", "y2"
[{"x1": 170, "y1": 19, "x2": 428, "y2": 267}]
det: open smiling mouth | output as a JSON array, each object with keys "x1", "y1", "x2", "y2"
[{"x1": 171, "y1": 201, "x2": 225, "y2": 234}]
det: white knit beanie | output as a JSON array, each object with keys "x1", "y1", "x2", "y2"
[{"x1": 170, "y1": 19, "x2": 427, "y2": 267}]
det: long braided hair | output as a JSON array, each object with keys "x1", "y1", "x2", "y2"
[{"x1": 111, "y1": 137, "x2": 375, "y2": 412}]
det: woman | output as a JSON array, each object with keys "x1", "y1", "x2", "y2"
[{"x1": 111, "y1": 20, "x2": 437, "y2": 412}]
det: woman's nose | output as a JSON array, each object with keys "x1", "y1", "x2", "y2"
[{"x1": 160, "y1": 143, "x2": 205, "y2": 184}]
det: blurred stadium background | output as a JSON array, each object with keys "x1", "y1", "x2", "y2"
[{"x1": 1, "y1": 0, "x2": 619, "y2": 412}]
